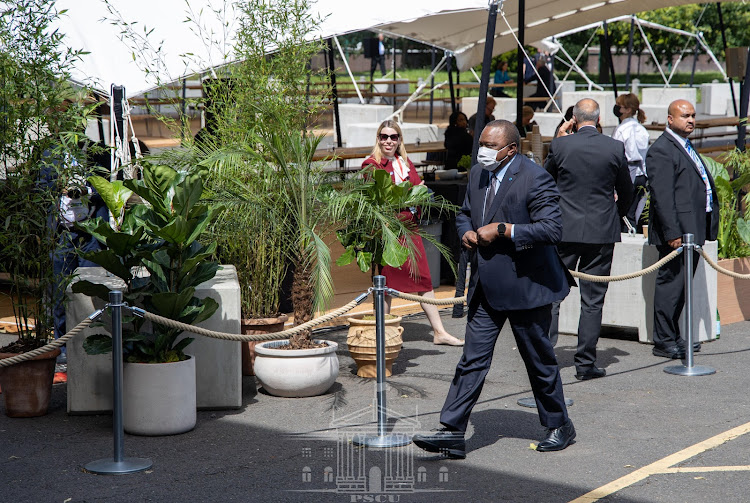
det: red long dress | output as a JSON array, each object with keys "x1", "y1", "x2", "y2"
[{"x1": 361, "y1": 155, "x2": 433, "y2": 293}]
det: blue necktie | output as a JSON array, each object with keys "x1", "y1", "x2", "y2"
[{"x1": 685, "y1": 139, "x2": 713, "y2": 212}]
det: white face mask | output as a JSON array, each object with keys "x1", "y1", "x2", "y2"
[
  {"x1": 477, "y1": 146, "x2": 501, "y2": 170},
  {"x1": 477, "y1": 144, "x2": 513, "y2": 171}
]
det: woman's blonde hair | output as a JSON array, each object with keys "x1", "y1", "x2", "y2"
[
  {"x1": 369, "y1": 120, "x2": 408, "y2": 163},
  {"x1": 617, "y1": 93, "x2": 646, "y2": 124}
]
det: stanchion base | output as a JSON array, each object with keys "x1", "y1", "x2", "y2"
[
  {"x1": 85, "y1": 457, "x2": 153, "y2": 475},
  {"x1": 352, "y1": 433, "x2": 412, "y2": 448},
  {"x1": 664, "y1": 364, "x2": 716, "y2": 376},
  {"x1": 517, "y1": 397, "x2": 574, "y2": 408}
]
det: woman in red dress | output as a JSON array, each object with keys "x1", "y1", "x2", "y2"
[{"x1": 361, "y1": 120, "x2": 463, "y2": 346}]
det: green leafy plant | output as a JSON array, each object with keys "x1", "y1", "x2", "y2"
[
  {"x1": 74, "y1": 163, "x2": 222, "y2": 363},
  {"x1": 0, "y1": 0, "x2": 90, "y2": 350},
  {"x1": 333, "y1": 168, "x2": 456, "y2": 277},
  {"x1": 703, "y1": 151, "x2": 750, "y2": 259}
]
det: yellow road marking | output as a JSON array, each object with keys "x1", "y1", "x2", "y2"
[
  {"x1": 661, "y1": 466, "x2": 750, "y2": 473},
  {"x1": 569, "y1": 421, "x2": 750, "y2": 503}
]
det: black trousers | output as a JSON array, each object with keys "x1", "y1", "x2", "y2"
[
  {"x1": 440, "y1": 285, "x2": 568, "y2": 432},
  {"x1": 370, "y1": 55, "x2": 386, "y2": 79},
  {"x1": 653, "y1": 244, "x2": 700, "y2": 350},
  {"x1": 550, "y1": 242, "x2": 614, "y2": 371}
]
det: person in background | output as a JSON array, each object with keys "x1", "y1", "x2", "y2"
[
  {"x1": 517, "y1": 105, "x2": 537, "y2": 138},
  {"x1": 362, "y1": 120, "x2": 464, "y2": 347},
  {"x1": 490, "y1": 60, "x2": 513, "y2": 98},
  {"x1": 444, "y1": 111, "x2": 473, "y2": 172},
  {"x1": 612, "y1": 93, "x2": 650, "y2": 233},
  {"x1": 370, "y1": 33, "x2": 387, "y2": 81},
  {"x1": 647, "y1": 100, "x2": 719, "y2": 359},
  {"x1": 468, "y1": 95, "x2": 496, "y2": 136},
  {"x1": 527, "y1": 54, "x2": 556, "y2": 111},
  {"x1": 545, "y1": 98, "x2": 633, "y2": 380}
]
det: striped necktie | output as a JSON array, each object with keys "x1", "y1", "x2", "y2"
[{"x1": 685, "y1": 138, "x2": 713, "y2": 212}]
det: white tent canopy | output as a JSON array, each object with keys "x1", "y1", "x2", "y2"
[{"x1": 55, "y1": 0, "x2": 734, "y2": 97}]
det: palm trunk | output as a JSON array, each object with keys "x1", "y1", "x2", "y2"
[{"x1": 289, "y1": 254, "x2": 315, "y2": 348}]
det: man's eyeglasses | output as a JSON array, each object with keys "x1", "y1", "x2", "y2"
[{"x1": 379, "y1": 133, "x2": 400, "y2": 141}]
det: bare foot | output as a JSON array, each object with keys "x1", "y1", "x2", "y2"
[{"x1": 433, "y1": 333, "x2": 465, "y2": 346}]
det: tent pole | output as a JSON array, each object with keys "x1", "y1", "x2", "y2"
[
  {"x1": 471, "y1": 0, "x2": 500, "y2": 165},
  {"x1": 326, "y1": 39, "x2": 344, "y2": 169},
  {"x1": 447, "y1": 54, "x2": 456, "y2": 114},
  {"x1": 603, "y1": 21, "x2": 618, "y2": 97},
  {"x1": 690, "y1": 37, "x2": 700, "y2": 87},
  {"x1": 737, "y1": 49, "x2": 750, "y2": 152},
  {"x1": 516, "y1": 0, "x2": 526, "y2": 139},
  {"x1": 717, "y1": 3, "x2": 739, "y2": 117},
  {"x1": 625, "y1": 17, "x2": 635, "y2": 88},
  {"x1": 430, "y1": 48, "x2": 435, "y2": 124},
  {"x1": 391, "y1": 36, "x2": 396, "y2": 110}
]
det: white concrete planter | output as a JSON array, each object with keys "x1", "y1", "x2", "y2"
[
  {"x1": 123, "y1": 357, "x2": 197, "y2": 436},
  {"x1": 253, "y1": 340, "x2": 339, "y2": 398}
]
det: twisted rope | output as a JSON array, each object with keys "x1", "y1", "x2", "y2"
[
  {"x1": 700, "y1": 249, "x2": 750, "y2": 279},
  {"x1": 388, "y1": 291, "x2": 467, "y2": 306},
  {"x1": 140, "y1": 294, "x2": 366, "y2": 342},
  {"x1": 0, "y1": 318, "x2": 94, "y2": 368},
  {"x1": 570, "y1": 248, "x2": 682, "y2": 283}
]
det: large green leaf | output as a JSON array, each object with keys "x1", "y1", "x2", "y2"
[
  {"x1": 336, "y1": 246, "x2": 355, "y2": 266},
  {"x1": 172, "y1": 176, "x2": 204, "y2": 219},
  {"x1": 80, "y1": 249, "x2": 130, "y2": 280},
  {"x1": 71, "y1": 280, "x2": 113, "y2": 301},
  {"x1": 150, "y1": 288, "x2": 196, "y2": 320},
  {"x1": 737, "y1": 218, "x2": 750, "y2": 247},
  {"x1": 88, "y1": 176, "x2": 133, "y2": 218},
  {"x1": 82, "y1": 333, "x2": 113, "y2": 355},
  {"x1": 153, "y1": 216, "x2": 190, "y2": 244}
]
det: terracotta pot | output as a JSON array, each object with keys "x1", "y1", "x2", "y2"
[
  {"x1": 346, "y1": 314, "x2": 404, "y2": 378},
  {"x1": 0, "y1": 348, "x2": 61, "y2": 417},
  {"x1": 254, "y1": 339, "x2": 339, "y2": 397},
  {"x1": 717, "y1": 257, "x2": 750, "y2": 325},
  {"x1": 241, "y1": 314, "x2": 289, "y2": 376}
]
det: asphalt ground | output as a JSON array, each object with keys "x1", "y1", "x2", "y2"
[{"x1": 2, "y1": 311, "x2": 750, "y2": 503}]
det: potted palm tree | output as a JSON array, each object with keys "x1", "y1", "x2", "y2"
[
  {"x1": 332, "y1": 169, "x2": 456, "y2": 377},
  {"x1": 73, "y1": 162, "x2": 221, "y2": 434}
]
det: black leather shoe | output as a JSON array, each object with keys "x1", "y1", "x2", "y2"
[
  {"x1": 575, "y1": 367, "x2": 606, "y2": 381},
  {"x1": 678, "y1": 343, "x2": 701, "y2": 353},
  {"x1": 413, "y1": 428, "x2": 466, "y2": 459},
  {"x1": 536, "y1": 419, "x2": 576, "y2": 452},
  {"x1": 652, "y1": 346, "x2": 685, "y2": 359}
]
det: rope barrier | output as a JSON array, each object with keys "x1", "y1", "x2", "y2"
[
  {"x1": 139, "y1": 293, "x2": 368, "y2": 342},
  {"x1": 570, "y1": 248, "x2": 683, "y2": 283},
  {"x1": 2, "y1": 246, "x2": 744, "y2": 368},
  {"x1": 0, "y1": 317, "x2": 95, "y2": 368},
  {"x1": 388, "y1": 290, "x2": 466, "y2": 306},
  {"x1": 700, "y1": 249, "x2": 750, "y2": 279}
]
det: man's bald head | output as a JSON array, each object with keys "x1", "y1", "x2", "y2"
[
  {"x1": 483, "y1": 119, "x2": 520, "y2": 146},
  {"x1": 667, "y1": 99, "x2": 696, "y2": 138},
  {"x1": 572, "y1": 99, "x2": 600, "y2": 126}
]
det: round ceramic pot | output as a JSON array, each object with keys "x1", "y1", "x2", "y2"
[
  {"x1": 0, "y1": 348, "x2": 61, "y2": 418},
  {"x1": 123, "y1": 356, "x2": 196, "y2": 436},
  {"x1": 253, "y1": 340, "x2": 338, "y2": 397},
  {"x1": 240, "y1": 314, "x2": 289, "y2": 376},
  {"x1": 346, "y1": 314, "x2": 403, "y2": 378}
]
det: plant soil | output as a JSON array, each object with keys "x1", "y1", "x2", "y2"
[
  {"x1": 0, "y1": 340, "x2": 47, "y2": 354},
  {"x1": 276, "y1": 340, "x2": 327, "y2": 350}
]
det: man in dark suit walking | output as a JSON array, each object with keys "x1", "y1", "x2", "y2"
[
  {"x1": 545, "y1": 98, "x2": 633, "y2": 380},
  {"x1": 647, "y1": 99, "x2": 719, "y2": 359},
  {"x1": 413, "y1": 120, "x2": 576, "y2": 459}
]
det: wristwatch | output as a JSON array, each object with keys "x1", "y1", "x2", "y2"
[{"x1": 497, "y1": 223, "x2": 506, "y2": 237}]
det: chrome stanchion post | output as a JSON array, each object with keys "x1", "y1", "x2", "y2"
[
  {"x1": 352, "y1": 276, "x2": 411, "y2": 448},
  {"x1": 665, "y1": 234, "x2": 715, "y2": 376},
  {"x1": 86, "y1": 291, "x2": 153, "y2": 474}
]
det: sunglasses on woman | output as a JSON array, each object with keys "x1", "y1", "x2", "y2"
[{"x1": 379, "y1": 133, "x2": 400, "y2": 141}]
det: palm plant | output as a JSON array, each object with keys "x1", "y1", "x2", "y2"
[{"x1": 703, "y1": 151, "x2": 750, "y2": 259}]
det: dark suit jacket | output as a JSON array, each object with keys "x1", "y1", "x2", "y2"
[
  {"x1": 646, "y1": 131, "x2": 720, "y2": 246},
  {"x1": 456, "y1": 155, "x2": 572, "y2": 312},
  {"x1": 545, "y1": 126, "x2": 633, "y2": 244}
]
